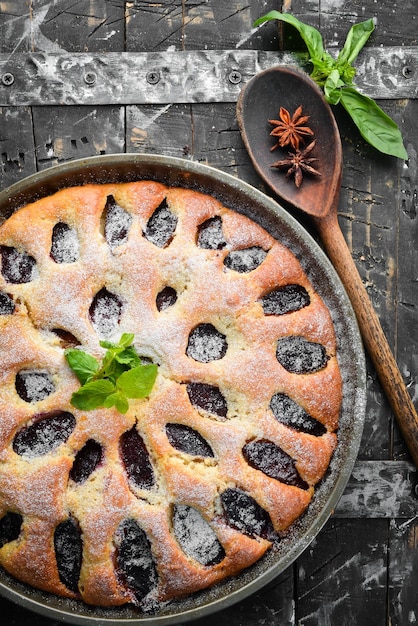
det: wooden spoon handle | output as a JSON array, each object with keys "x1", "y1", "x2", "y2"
[{"x1": 316, "y1": 211, "x2": 418, "y2": 467}]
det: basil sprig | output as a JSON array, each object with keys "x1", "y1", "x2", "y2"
[
  {"x1": 65, "y1": 333, "x2": 158, "y2": 414},
  {"x1": 254, "y1": 11, "x2": 408, "y2": 160}
]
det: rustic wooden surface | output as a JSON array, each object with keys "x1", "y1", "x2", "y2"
[{"x1": 0, "y1": 1, "x2": 417, "y2": 624}]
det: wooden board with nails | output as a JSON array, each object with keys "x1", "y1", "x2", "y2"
[{"x1": 0, "y1": 1, "x2": 417, "y2": 624}]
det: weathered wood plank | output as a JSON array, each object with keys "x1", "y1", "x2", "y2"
[
  {"x1": 296, "y1": 519, "x2": 388, "y2": 625},
  {"x1": 282, "y1": 0, "x2": 418, "y2": 47},
  {"x1": 388, "y1": 518, "x2": 418, "y2": 625},
  {"x1": 0, "y1": 0, "x2": 126, "y2": 54},
  {"x1": 334, "y1": 461, "x2": 418, "y2": 518},
  {"x1": 0, "y1": 107, "x2": 36, "y2": 189},
  {"x1": 0, "y1": 1, "x2": 31, "y2": 54},
  {"x1": 126, "y1": 0, "x2": 281, "y2": 52},
  {"x1": 32, "y1": 105, "x2": 125, "y2": 170},
  {"x1": 34, "y1": 0, "x2": 126, "y2": 53},
  {"x1": 0, "y1": 47, "x2": 416, "y2": 106}
]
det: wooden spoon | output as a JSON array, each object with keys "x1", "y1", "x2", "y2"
[{"x1": 237, "y1": 65, "x2": 418, "y2": 467}]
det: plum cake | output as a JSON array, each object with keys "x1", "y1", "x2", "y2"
[{"x1": 0, "y1": 181, "x2": 342, "y2": 610}]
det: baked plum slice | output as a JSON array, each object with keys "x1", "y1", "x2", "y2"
[
  {"x1": 54, "y1": 516, "x2": 82, "y2": 594},
  {"x1": 143, "y1": 199, "x2": 177, "y2": 248},
  {"x1": 270, "y1": 392, "x2": 326, "y2": 436},
  {"x1": 103, "y1": 195, "x2": 133, "y2": 250},
  {"x1": 50, "y1": 222, "x2": 80, "y2": 263},
  {"x1": 115, "y1": 518, "x2": 158, "y2": 601},
  {"x1": 197, "y1": 216, "x2": 227, "y2": 250},
  {"x1": 0, "y1": 291, "x2": 15, "y2": 315},
  {"x1": 242, "y1": 439, "x2": 308, "y2": 490},
  {"x1": 224, "y1": 246, "x2": 267, "y2": 273},
  {"x1": 89, "y1": 287, "x2": 123, "y2": 337},
  {"x1": 261, "y1": 284, "x2": 310, "y2": 315},
  {"x1": 51, "y1": 328, "x2": 81, "y2": 349},
  {"x1": 186, "y1": 382, "x2": 228, "y2": 418},
  {"x1": 13, "y1": 411, "x2": 76, "y2": 458},
  {"x1": 15, "y1": 369, "x2": 55, "y2": 403},
  {"x1": 186, "y1": 323, "x2": 227, "y2": 363},
  {"x1": 276, "y1": 335, "x2": 329, "y2": 374},
  {"x1": 166, "y1": 423, "x2": 214, "y2": 458},
  {"x1": 156, "y1": 286, "x2": 177, "y2": 311},
  {"x1": 0, "y1": 512, "x2": 23, "y2": 548},
  {"x1": 70, "y1": 439, "x2": 103, "y2": 483},
  {"x1": 120, "y1": 426, "x2": 155, "y2": 490},
  {"x1": 220, "y1": 488, "x2": 274, "y2": 539},
  {"x1": 172, "y1": 504, "x2": 225, "y2": 566},
  {"x1": 0, "y1": 245, "x2": 38, "y2": 284}
]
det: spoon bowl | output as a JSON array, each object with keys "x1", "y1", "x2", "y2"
[
  {"x1": 237, "y1": 65, "x2": 418, "y2": 468},
  {"x1": 237, "y1": 66, "x2": 341, "y2": 219}
]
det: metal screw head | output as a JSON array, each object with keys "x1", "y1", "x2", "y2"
[
  {"x1": 84, "y1": 71, "x2": 97, "y2": 85},
  {"x1": 2, "y1": 72, "x2": 15, "y2": 86},
  {"x1": 228, "y1": 70, "x2": 242, "y2": 84},
  {"x1": 402, "y1": 65, "x2": 415, "y2": 79},
  {"x1": 146, "y1": 71, "x2": 161, "y2": 85}
]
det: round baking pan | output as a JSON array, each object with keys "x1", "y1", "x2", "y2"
[{"x1": 0, "y1": 154, "x2": 367, "y2": 625}]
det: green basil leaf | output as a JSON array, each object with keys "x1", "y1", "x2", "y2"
[
  {"x1": 254, "y1": 11, "x2": 324, "y2": 62},
  {"x1": 70, "y1": 379, "x2": 115, "y2": 410},
  {"x1": 338, "y1": 18, "x2": 375, "y2": 65},
  {"x1": 324, "y1": 69, "x2": 343, "y2": 104},
  {"x1": 340, "y1": 87, "x2": 408, "y2": 159},
  {"x1": 65, "y1": 349, "x2": 99, "y2": 384},
  {"x1": 117, "y1": 364, "x2": 158, "y2": 399}
]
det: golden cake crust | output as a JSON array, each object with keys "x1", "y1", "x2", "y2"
[{"x1": 0, "y1": 181, "x2": 342, "y2": 609}]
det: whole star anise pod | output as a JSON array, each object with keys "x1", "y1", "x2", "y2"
[
  {"x1": 271, "y1": 141, "x2": 321, "y2": 188},
  {"x1": 268, "y1": 105, "x2": 314, "y2": 151}
]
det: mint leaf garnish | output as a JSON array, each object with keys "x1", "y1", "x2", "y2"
[
  {"x1": 65, "y1": 350, "x2": 99, "y2": 385},
  {"x1": 65, "y1": 334, "x2": 157, "y2": 414},
  {"x1": 117, "y1": 364, "x2": 158, "y2": 399},
  {"x1": 70, "y1": 379, "x2": 116, "y2": 410}
]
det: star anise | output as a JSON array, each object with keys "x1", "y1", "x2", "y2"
[
  {"x1": 271, "y1": 141, "x2": 321, "y2": 188},
  {"x1": 268, "y1": 105, "x2": 314, "y2": 151}
]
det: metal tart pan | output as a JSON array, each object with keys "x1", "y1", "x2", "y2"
[{"x1": 0, "y1": 154, "x2": 367, "y2": 625}]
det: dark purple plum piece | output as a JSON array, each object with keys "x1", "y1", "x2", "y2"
[
  {"x1": 0, "y1": 291, "x2": 15, "y2": 315},
  {"x1": 220, "y1": 488, "x2": 274, "y2": 539},
  {"x1": 270, "y1": 392, "x2": 326, "y2": 436},
  {"x1": 120, "y1": 426, "x2": 155, "y2": 490},
  {"x1": 50, "y1": 222, "x2": 79, "y2": 263},
  {"x1": 103, "y1": 195, "x2": 133, "y2": 250},
  {"x1": 223, "y1": 246, "x2": 267, "y2": 273},
  {"x1": 186, "y1": 323, "x2": 227, "y2": 363},
  {"x1": 172, "y1": 504, "x2": 225, "y2": 566},
  {"x1": 89, "y1": 287, "x2": 123, "y2": 337},
  {"x1": 15, "y1": 370, "x2": 55, "y2": 403},
  {"x1": 143, "y1": 200, "x2": 177, "y2": 248},
  {"x1": 13, "y1": 411, "x2": 76, "y2": 458},
  {"x1": 116, "y1": 518, "x2": 158, "y2": 601},
  {"x1": 156, "y1": 286, "x2": 177, "y2": 311},
  {"x1": 197, "y1": 216, "x2": 226, "y2": 250},
  {"x1": 0, "y1": 512, "x2": 23, "y2": 548},
  {"x1": 242, "y1": 439, "x2": 308, "y2": 490},
  {"x1": 276, "y1": 335, "x2": 329, "y2": 374},
  {"x1": 0, "y1": 245, "x2": 38, "y2": 284},
  {"x1": 261, "y1": 284, "x2": 310, "y2": 315},
  {"x1": 54, "y1": 517, "x2": 82, "y2": 593},
  {"x1": 51, "y1": 328, "x2": 81, "y2": 348},
  {"x1": 166, "y1": 423, "x2": 214, "y2": 457},
  {"x1": 186, "y1": 382, "x2": 228, "y2": 418},
  {"x1": 70, "y1": 439, "x2": 103, "y2": 483}
]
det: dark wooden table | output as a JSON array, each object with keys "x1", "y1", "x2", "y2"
[{"x1": 0, "y1": 1, "x2": 417, "y2": 624}]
